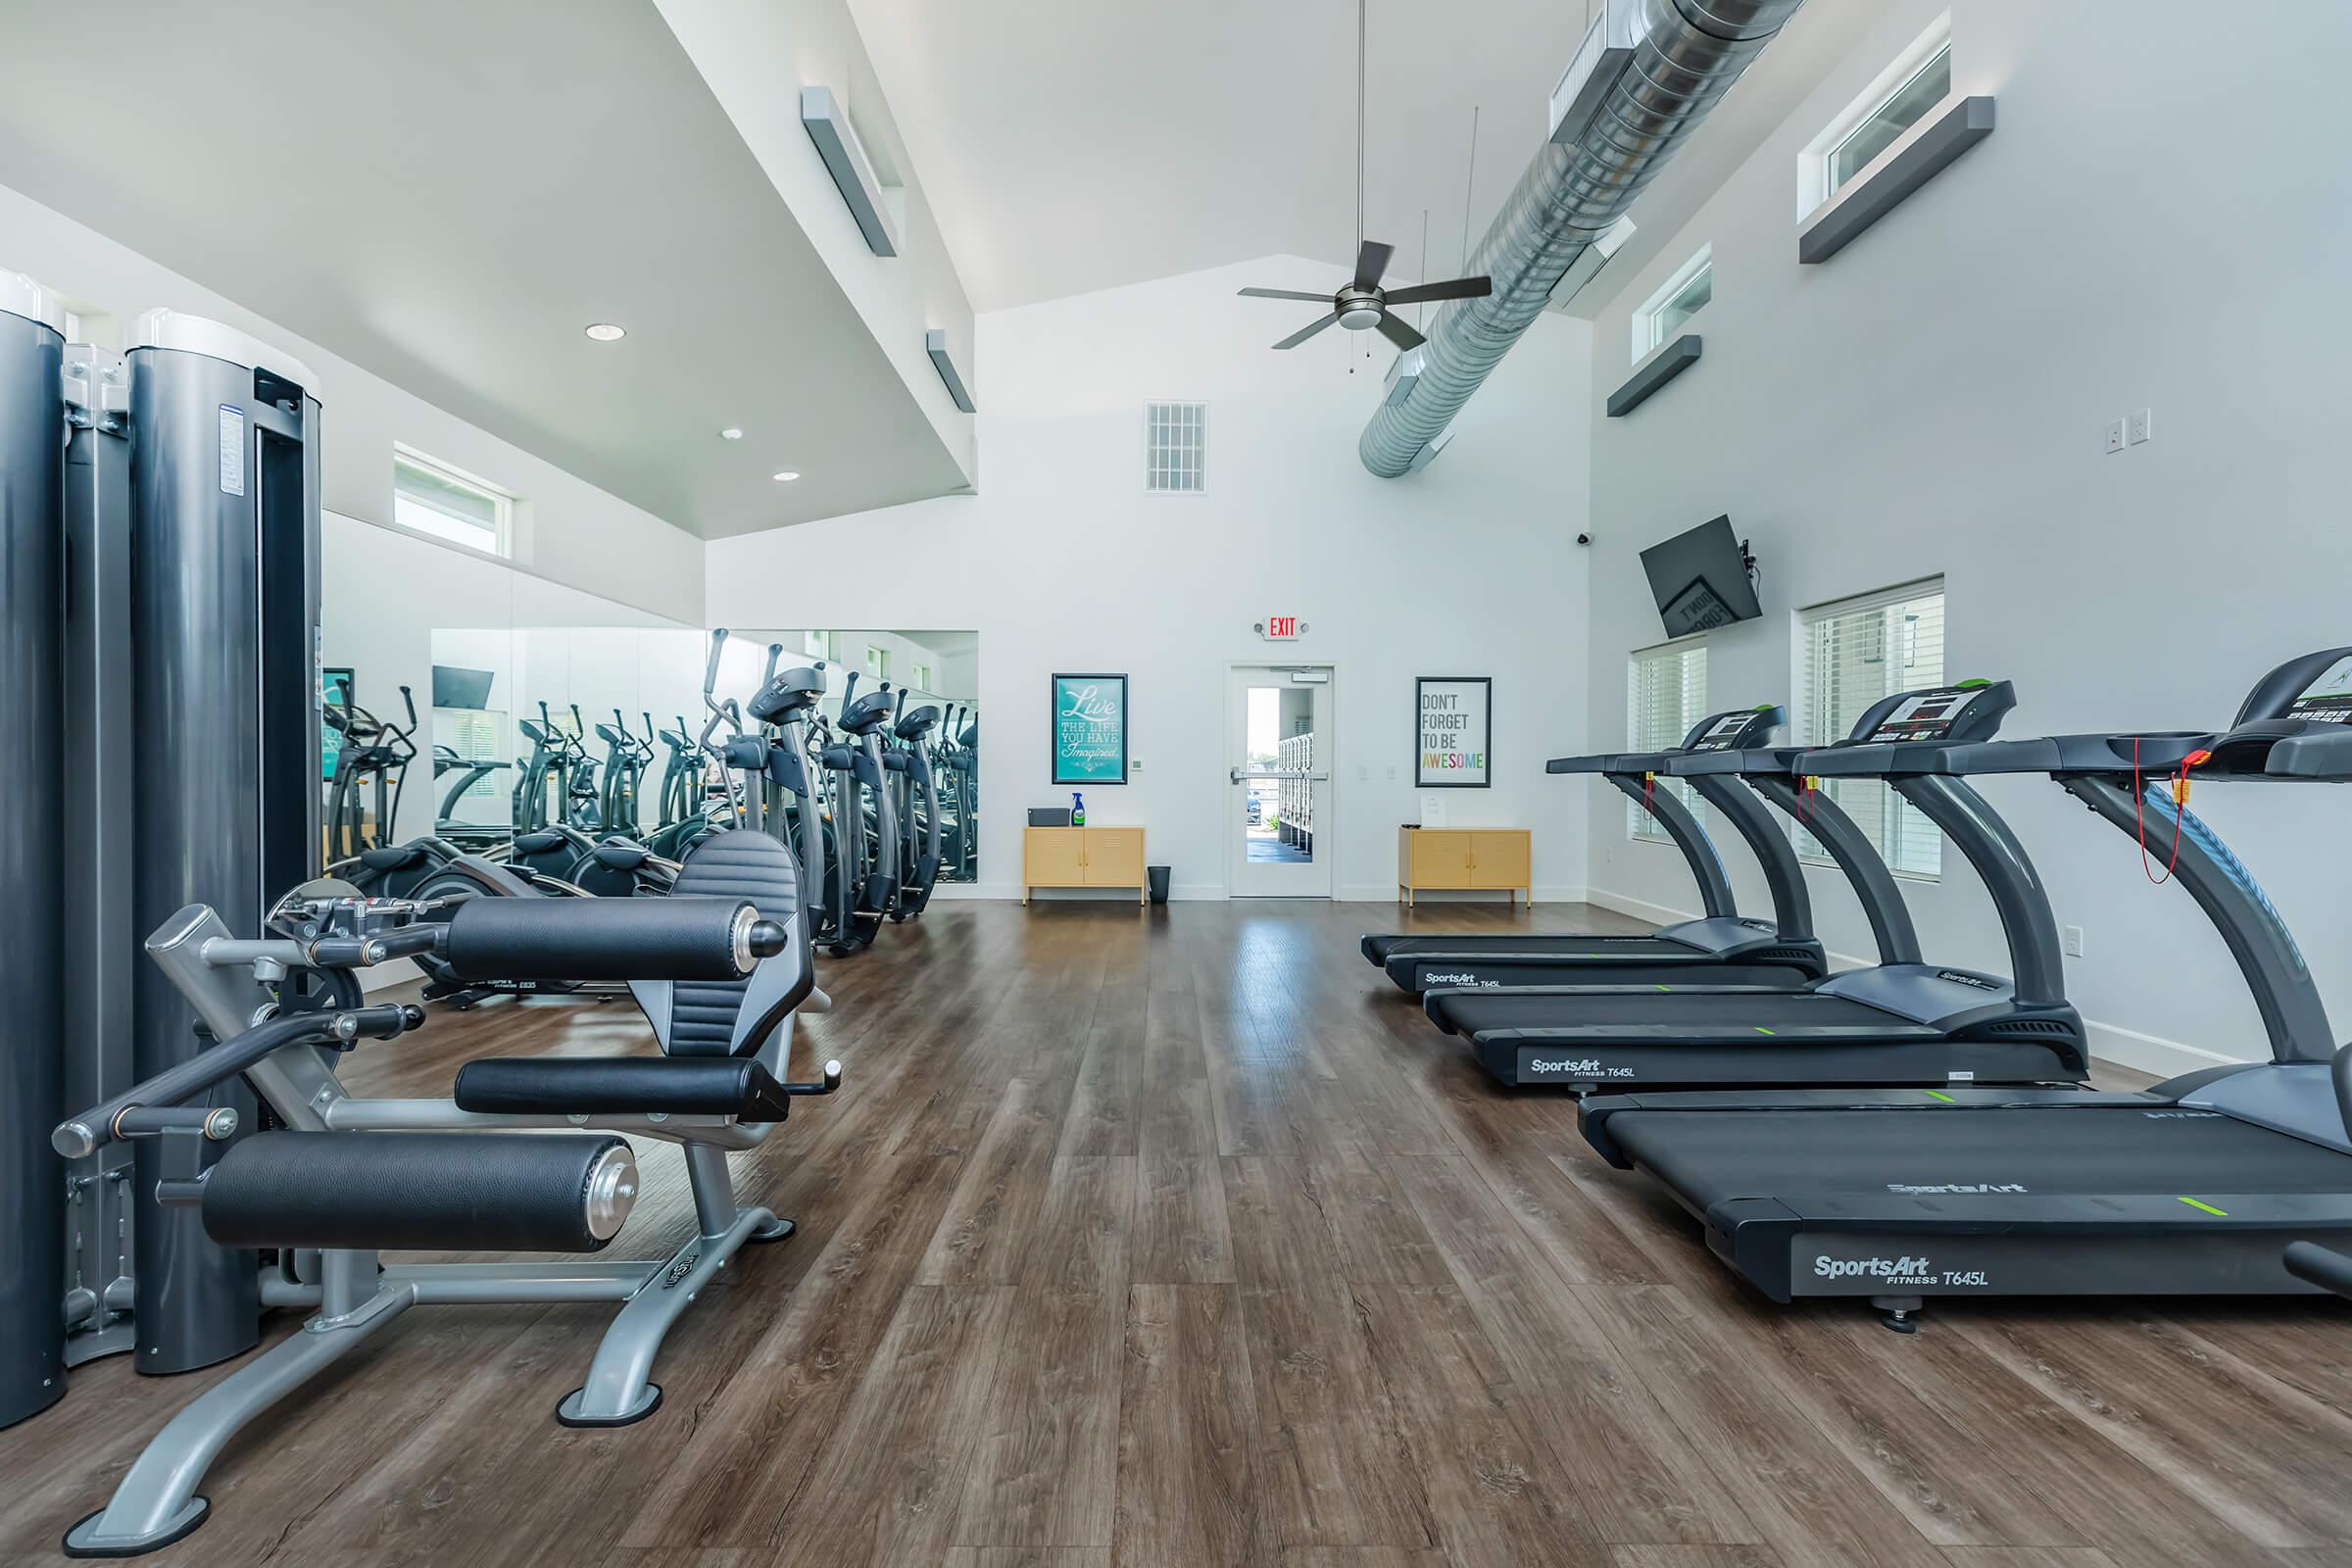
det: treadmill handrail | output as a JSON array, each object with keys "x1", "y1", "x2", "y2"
[
  {"x1": 1891, "y1": 772, "x2": 2068, "y2": 1008},
  {"x1": 2061, "y1": 774, "x2": 2335, "y2": 1065},
  {"x1": 1604, "y1": 773, "x2": 1735, "y2": 920},
  {"x1": 1547, "y1": 750, "x2": 1674, "y2": 775},
  {"x1": 1684, "y1": 772, "x2": 1811, "y2": 944},
  {"x1": 1745, "y1": 775, "x2": 1923, "y2": 966}
]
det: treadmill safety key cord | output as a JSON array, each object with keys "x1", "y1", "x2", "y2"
[{"x1": 2132, "y1": 742, "x2": 2212, "y2": 885}]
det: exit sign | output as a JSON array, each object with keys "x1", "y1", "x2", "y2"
[{"x1": 1260, "y1": 615, "x2": 1303, "y2": 640}]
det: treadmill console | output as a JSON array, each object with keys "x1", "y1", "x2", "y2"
[
  {"x1": 1855, "y1": 682, "x2": 2004, "y2": 745},
  {"x1": 2280, "y1": 653, "x2": 2352, "y2": 722},
  {"x1": 1681, "y1": 705, "x2": 1784, "y2": 753}
]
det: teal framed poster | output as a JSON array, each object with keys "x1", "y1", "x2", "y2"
[{"x1": 1052, "y1": 672, "x2": 1128, "y2": 784}]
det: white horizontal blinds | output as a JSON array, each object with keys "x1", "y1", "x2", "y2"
[
  {"x1": 1146, "y1": 401, "x2": 1205, "y2": 492},
  {"x1": 1626, "y1": 640, "x2": 1707, "y2": 841},
  {"x1": 1799, "y1": 579, "x2": 1946, "y2": 876}
]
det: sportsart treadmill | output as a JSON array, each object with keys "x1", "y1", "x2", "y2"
[
  {"x1": 1428, "y1": 680, "x2": 2089, "y2": 1090},
  {"x1": 1362, "y1": 707, "x2": 1828, "y2": 993},
  {"x1": 1581, "y1": 648, "x2": 2352, "y2": 1331}
]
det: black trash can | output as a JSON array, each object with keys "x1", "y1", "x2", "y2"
[{"x1": 1147, "y1": 865, "x2": 1171, "y2": 905}]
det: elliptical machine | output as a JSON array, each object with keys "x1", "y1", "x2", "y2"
[
  {"x1": 810, "y1": 668, "x2": 901, "y2": 955},
  {"x1": 881, "y1": 688, "x2": 945, "y2": 919},
  {"x1": 321, "y1": 685, "x2": 418, "y2": 858}
]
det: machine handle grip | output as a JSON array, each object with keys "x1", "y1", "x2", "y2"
[
  {"x1": 400, "y1": 684, "x2": 417, "y2": 731},
  {"x1": 705, "y1": 627, "x2": 729, "y2": 698},
  {"x1": 439, "y1": 895, "x2": 775, "y2": 983},
  {"x1": 764, "y1": 642, "x2": 783, "y2": 682},
  {"x1": 55, "y1": 1005, "x2": 416, "y2": 1157},
  {"x1": 841, "y1": 669, "x2": 860, "y2": 706}
]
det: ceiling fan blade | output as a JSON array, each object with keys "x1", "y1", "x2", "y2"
[
  {"x1": 1271, "y1": 314, "x2": 1342, "y2": 350},
  {"x1": 1238, "y1": 287, "x2": 1337, "y2": 302},
  {"x1": 1351, "y1": 239, "x2": 1394, "y2": 291},
  {"x1": 1384, "y1": 275, "x2": 1493, "y2": 307},
  {"x1": 1375, "y1": 313, "x2": 1426, "y2": 353}
]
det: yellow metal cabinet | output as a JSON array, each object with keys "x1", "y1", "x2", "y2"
[
  {"x1": 1396, "y1": 826, "x2": 1532, "y2": 907},
  {"x1": 1024, "y1": 826, "x2": 1148, "y2": 905}
]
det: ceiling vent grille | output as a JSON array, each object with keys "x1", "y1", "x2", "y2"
[{"x1": 1145, "y1": 402, "x2": 1206, "y2": 493}]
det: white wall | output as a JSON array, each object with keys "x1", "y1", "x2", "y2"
[
  {"x1": 1579, "y1": 0, "x2": 2352, "y2": 1073},
  {"x1": 2, "y1": 179, "x2": 709, "y2": 624},
  {"x1": 707, "y1": 256, "x2": 1593, "y2": 901}
]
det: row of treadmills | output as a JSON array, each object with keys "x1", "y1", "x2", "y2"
[{"x1": 1362, "y1": 650, "x2": 2352, "y2": 1330}]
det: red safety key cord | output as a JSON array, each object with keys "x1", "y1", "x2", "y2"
[{"x1": 2134, "y1": 738, "x2": 2210, "y2": 885}]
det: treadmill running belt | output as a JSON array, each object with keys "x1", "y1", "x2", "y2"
[
  {"x1": 1608, "y1": 1106, "x2": 2352, "y2": 1210},
  {"x1": 1432, "y1": 990, "x2": 1900, "y2": 1036}
]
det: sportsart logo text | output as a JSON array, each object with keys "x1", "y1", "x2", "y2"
[
  {"x1": 1530, "y1": 1057, "x2": 1603, "y2": 1075},
  {"x1": 1424, "y1": 972, "x2": 1498, "y2": 987},
  {"x1": 1886, "y1": 1182, "x2": 2027, "y2": 1194},
  {"x1": 1814, "y1": 1253, "x2": 1934, "y2": 1281}
]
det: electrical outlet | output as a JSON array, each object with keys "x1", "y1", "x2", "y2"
[
  {"x1": 1385, "y1": 765, "x2": 1396, "y2": 781},
  {"x1": 1356, "y1": 764, "x2": 1370, "y2": 783},
  {"x1": 2128, "y1": 407, "x2": 2152, "y2": 445},
  {"x1": 2062, "y1": 924, "x2": 2085, "y2": 957},
  {"x1": 2103, "y1": 417, "x2": 2127, "y2": 454}
]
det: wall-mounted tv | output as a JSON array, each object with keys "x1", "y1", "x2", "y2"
[
  {"x1": 1639, "y1": 515, "x2": 1760, "y2": 638},
  {"x1": 431, "y1": 663, "x2": 496, "y2": 710}
]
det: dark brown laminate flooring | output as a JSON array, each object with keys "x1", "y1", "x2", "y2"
[{"x1": 5, "y1": 898, "x2": 2348, "y2": 1568}]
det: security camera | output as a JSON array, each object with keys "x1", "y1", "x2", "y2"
[{"x1": 1575, "y1": 532, "x2": 1592, "y2": 547}]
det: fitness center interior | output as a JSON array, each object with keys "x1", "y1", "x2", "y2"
[{"x1": 4, "y1": 2, "x2": 2349, "y2": 1564}]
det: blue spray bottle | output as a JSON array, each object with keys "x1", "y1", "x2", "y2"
[{"x1": 1071, "y1": 791, "x2": 1086, "y2": 827}]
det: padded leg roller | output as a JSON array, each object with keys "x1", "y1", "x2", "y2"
[
  {"x1": 441, "y1": 894, "x2": 773, "y2": 982},
  {"x1": 197, "y1": 1133, "x2": 638, "y2": 1252}
]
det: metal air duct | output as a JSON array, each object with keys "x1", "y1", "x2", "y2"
[{"x1": 1359, "y1": 0, "x2": 1805, "y2": 475}]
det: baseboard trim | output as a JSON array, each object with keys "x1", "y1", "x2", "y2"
[
  {"x1": 930, "y1": 882, "x2": 1021, "y2": 902},
  {"x1": 1582, "y1": 884, "x2": 2258, "y2": 1078}
]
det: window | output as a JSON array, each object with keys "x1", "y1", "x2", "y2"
[
  {"x1": 1626, "y1": 639, "x2": 1708, "y2": 842},
  {"x1": 392, "y1": 445, "x2": 511, "y2": 556},
  {"x1": 1633, "y1": 246, "x2": 1711, "y2": 363},
  {"x1": 912, "y1": 662, "x2": 932, "y2": 691},
  {"x1": 865, "y1": 645, "x2": 889, "y2": 681},
  {"x1": 1145, "y1": 401, "x2": 1206, "y2": 493},
  {"x1": 1801, "y1": 16, "x2": 1953, "y2": 213},
  {"x1": 1799, "y1": 579, "x2": 1946, "y2": 877},
  {"x1": 1829, "y1": 44, "x2": 1950, "y2": 192}
]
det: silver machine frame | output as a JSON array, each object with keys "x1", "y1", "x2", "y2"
[{"x1": 62, "y1": 904, "x2": 833, "y2": 1556}]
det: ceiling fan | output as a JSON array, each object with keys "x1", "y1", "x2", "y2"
[{"x1": 1239, "y1": 0, "x2": 1492, "y2": 352}]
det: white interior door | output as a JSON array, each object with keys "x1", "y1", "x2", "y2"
[{"x1": 1227, "y1": 665, "x2": 1334, "y2": 897}]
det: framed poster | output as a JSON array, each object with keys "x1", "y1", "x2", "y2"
[
  {"x1": 1416, "y1": 676, "x2": 1491, "y2": 788},
  {"x1": 321, "y1": 666, "x2": 355, "y2": 783},
  {"x1": 1053, "y1": 672, "x2": 1129, "y2": 784}
]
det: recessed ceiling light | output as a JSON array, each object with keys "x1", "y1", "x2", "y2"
[
  {"x1": 583, "y1": 322, "x2": 626, "y2": 342},
  {"x1": 720, "y1": 427, "x2": 744, "y2": 441},
  {"x1": 772, "y1": 470, "x2": 801, "y2": 482}
]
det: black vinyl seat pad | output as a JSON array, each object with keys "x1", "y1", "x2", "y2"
[
  {"x1": 1608, "y1": 1105, "x2": 2352, "y2": 1214},
  {"x1": 1430, "y1": 990, "x2": 1940, "y2": 1044}
]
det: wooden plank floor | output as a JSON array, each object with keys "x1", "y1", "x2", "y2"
[{"x1": 7, "y1": 898, "x2": 2352, "y2": 1567}]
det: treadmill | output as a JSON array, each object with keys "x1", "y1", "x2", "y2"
[
  {"x1": 1580, "y1": 647, "x2": 2352, "y2": 1331},
  {"x1": 1362, "y1": 706, "x2": 1829, "y2": 994},
  {"x1": 1428, "y1": 679, "x2": 2090, "y2": 1090}
]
